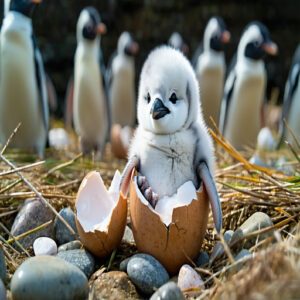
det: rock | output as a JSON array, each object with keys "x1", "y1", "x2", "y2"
[
  {"x1": 235, "y1": 249, "x2": 252, "y2": 261},
  {"x1": 54, "y1": 207, "x2": 77, "y2": 245},
  {"x1": 33, "y1": 237, "x2": 57, "y2": 256},
  {"x1": 11, "y1": 256, "x2": 88, "y2": 300},
  {"x1": 150, "y1": 282, "x2": 184, "y2": 300},
  {"x1": 231, "y1": 212, "x2": 274, "y2": 248},
  {"x1": 209, "y1": 242, "x2": 224, "y2": 264},
  {"x1": 119, "y1": 257, "x2": 131, "y2": 272},
  {"x1": 57, "y1": 249, "x2": 95, "y2": 278},
  {"x1": 127, "y1": 253, "x2": 169, "y2": 295},
  {"x1": 0, "y1": 279, "x2": 6, "y2": 300},
  {"x1": 91, "y1": 271, "x2": 140, "y2": 300},
  {"x1": 224, "y1": 230, "x2": 234, "y2": 244},
  {"x1": 177, "y1": 264, "x2": 204, "y2": 292},
  {"x1": 0, "y1": 247, "x2": 7, "y2": 282},
  {"x1": 122, "y1": 226, "x2": 135, "y2": 244},
  {"x1": 209, "y1": 230, "x2": 234, "y2": 265},
  {"x1": 195, "y1": 251, "x2": 209, "y2": 267},
  {"x1": 11, "y1": 199, "x2": 54, "y2": 249},
  {"x1": 233, "y1": 249, "x2": 252, "y2": 272},
  {"x1": 58, "y1": 240, "x2": 82, "y2": 252}
]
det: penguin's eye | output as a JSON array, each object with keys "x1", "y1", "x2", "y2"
[
  {"x1": 145, "y1": 93, "x2": 151, "y2": 103},
  {"x1": 253, "y1": 40, "x2": 260, "y2": 48},
  {"x1": 169, "y1": 92, "x2": 177, "y2": 104}
]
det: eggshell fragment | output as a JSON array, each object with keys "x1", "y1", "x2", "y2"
[
  {"x1": 129, "y1": 177, "x2": 209, "y2": 274},
  {"x1": 75, "y1": 171, "x2": 127, "y2": 257},
  {"x1": 110, "y1": 124, "x2": 133, "y2": 159}
]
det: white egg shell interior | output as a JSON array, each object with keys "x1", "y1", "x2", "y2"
[
  {"x1": 76, "y1": 170, "x2": 121, "y2": 233},
  {"x1": 134, "y1": 176, "x2": 198, "y2": 226}
]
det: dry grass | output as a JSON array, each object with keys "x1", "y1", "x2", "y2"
[{"x1": 0, "y1": 123, "x2": 300, "y2": 299}]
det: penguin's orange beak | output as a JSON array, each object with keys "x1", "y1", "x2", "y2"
[
  {"x1": 263, "y1": 42, "x2": 278, "y2": 55},
  {"x1": 96, "y1": 23, "x2": 107, "y2": 35},
  {"x1": 130, "y1": 42, "x2": 139, "y2": 55},
  {"x1": 221, "y1": 31, "x2": 231, "y2": 44},
  {"x1": 31, "y1": 0, "x2": 42, "y2": 3}
]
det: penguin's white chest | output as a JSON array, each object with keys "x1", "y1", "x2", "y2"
[
  {"x1": 73, "y1": 54, "x2": 107, "y2": 143},
  {"x1": 0, "y1": 30, "x2": 45, "y2": 150},
  {"x1": 136, "y1": 130, "x2": 197, "y2": 197},
  {"x1": 197, "y1": 55, "x2": 225, "y2": 127},
  {"x1": 287, "y1": 83, "x2": 300, "y2": 142},
  {"x1": 110, "y1": 57, "x2": 135, "y2": 127},
  {"x1": 225, "y1": 69, "x2": 265, "y2": 149}
]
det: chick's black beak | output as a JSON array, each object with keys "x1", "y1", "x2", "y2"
[{"x1": 150, "y1": 98, "x2": 170, "y2": 120}]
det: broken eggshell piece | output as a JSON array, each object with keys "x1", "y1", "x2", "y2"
[
  {"x1": 130, "y1": 176, "x2": 209, "y2": 275},
  {"x1": 76, "y1": 170, "x2": 127, "y2": 257}
]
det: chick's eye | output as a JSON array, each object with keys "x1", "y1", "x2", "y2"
[
  {"x1": 169, "y1": 92, "x2": 177, "y2": 104},
  {"x1": 145, "y1": 93, "x2": 151, "y2": 103}
]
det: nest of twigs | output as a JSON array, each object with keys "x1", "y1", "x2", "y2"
[{"x1": 1, "y1": 123, "x2": 300, "y2": 299}]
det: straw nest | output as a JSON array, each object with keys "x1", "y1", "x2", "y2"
[{"x1": 0, "y1": 123, "x2": 300, "y2": 299}]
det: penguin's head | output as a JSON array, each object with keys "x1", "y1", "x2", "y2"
[
  {"x1": 204, "y1": 17, "x2": 231, "y2": 52},
  {"x1": 137, "y1": 46, "x2": 200, "y2": 135},
  {"x1": 168, "y1": 32, "x2": 189, "y2": 55},
  {"x1": 117, "y1": 32, "x2": 139, "y2": 57},
  {"x1": 239, "y1": 21, "x2": 278, "y2": 60},
  {"x1": 8, "y1": 0, "x2": 41, "y2": 17},
  {"x1": 77, "y1": 7, "x2": 106, "y2": 42}
]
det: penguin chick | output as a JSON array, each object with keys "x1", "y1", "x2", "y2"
[
  {"x1": 0, "y1": 0, "x2": 49, "y2": 157},
  {"x1": 108, "y1": 31, "x2": 139, "y2": 127},
  {"x1": 120, "y1": 46, "x2": 222, "y2": 232},
  {"x1": 219, "y1": 21, "x2": 278, "y2": 150},
  {"x1": 72, "y1": 7, "x2": 108, "y2": 158},
  {"x1": 193, "y1": 17, "x2": 230, "y2": 128}
]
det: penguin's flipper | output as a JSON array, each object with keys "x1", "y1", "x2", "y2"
[
  {"x1": 197, "y1": 161, "x2": 222, "y2": 233},
  {"x1": 65, "y1": 76, "x2": 74, "y2": 129},
  {"x1": 34, "y1": 44, "x2": 49, "y2": 132},
  {"x1": 219, "y1": 70, "x2": 236, "y2": 134},
  {"x1": 282, "y1": 62, "x2": 300, "y2": 125},
  {"x1": 191, "y1": 42, "x2": 203, "y2": 69},
  {"x1": 120, "y1": 155, "x2": 140, "y2": 196}
]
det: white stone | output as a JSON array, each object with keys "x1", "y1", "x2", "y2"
[
  {"x1": 177, "y1": 264, "x2": 204, "y2": 291},
  {"x1": 33, "y1": 237, "x2": 57, "y2": 256}
]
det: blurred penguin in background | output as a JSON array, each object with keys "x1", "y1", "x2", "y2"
[
  {"x1": 168, "y1": 32, "x2": 189, "y2": 56},
  {"x1": 219, "y1": 21, "x2": 278, "y2": 150},
  {"x1": 193, "y1": 17, "x2": 230, "y2": 127},
  {"x1": 279, "y1": 44, "x2": 300, "y2": 147},
  {"x1": 107, "y1": 31, "x2": 139, "y2": 127},
  {"x1": 66, "y1": 7, "x2": 108, "y2": 158},
  {"x1": 0, "y1": 0, "x2": 49, "y2": 157}
]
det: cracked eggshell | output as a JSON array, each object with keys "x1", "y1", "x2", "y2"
[
  {"x1": 75, "y1": 171, "x2": 127, "y2": 257},
  {"x1": 129, "y1": 177, "x2": 209, "y2": 275},
  {"x1": 110, "y1": 124, "x2": 133, "y2": 159}
]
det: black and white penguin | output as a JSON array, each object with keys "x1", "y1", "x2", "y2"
[
  {"x1": 219, "y1": 21, "x2": 277, "y2": 150},
  {"x1": 0, "y1": 0, "x2": 49, "y2": 157},
  {"x1": 107, "y1": 31, "x2": 139, "y2": 127},
  {"x1": 168, "y1": 32, "x2": 189, "y2": 55},
  {"x1": 69, "y1": 7, "x2": 108, "y2": 158},
  {"x1": 192, "y1": 17, "x2": 230, "y2": 127},
  {"x1": 279, "y1": 44, "x2": 300, "y2": 146}
]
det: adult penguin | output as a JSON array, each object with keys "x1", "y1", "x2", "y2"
[
  {"x1": 0, "y1": 0, "x2": 49, "y2": 157},
  {"x1": 107, "y1": 31, "x2": 139, "y2": 127},
  {"x1": 219, "y1": 21, "x2": 278, "y2": 150},
  {"x1": 193, "y1": 17, "x2": 230, "y2": 127},
  {"x1": 279, "y1": 44, "x2": 300, "y2": 146},
  {"x1": 66, "y1": 7, "x2": 108, "y2": 158}
]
